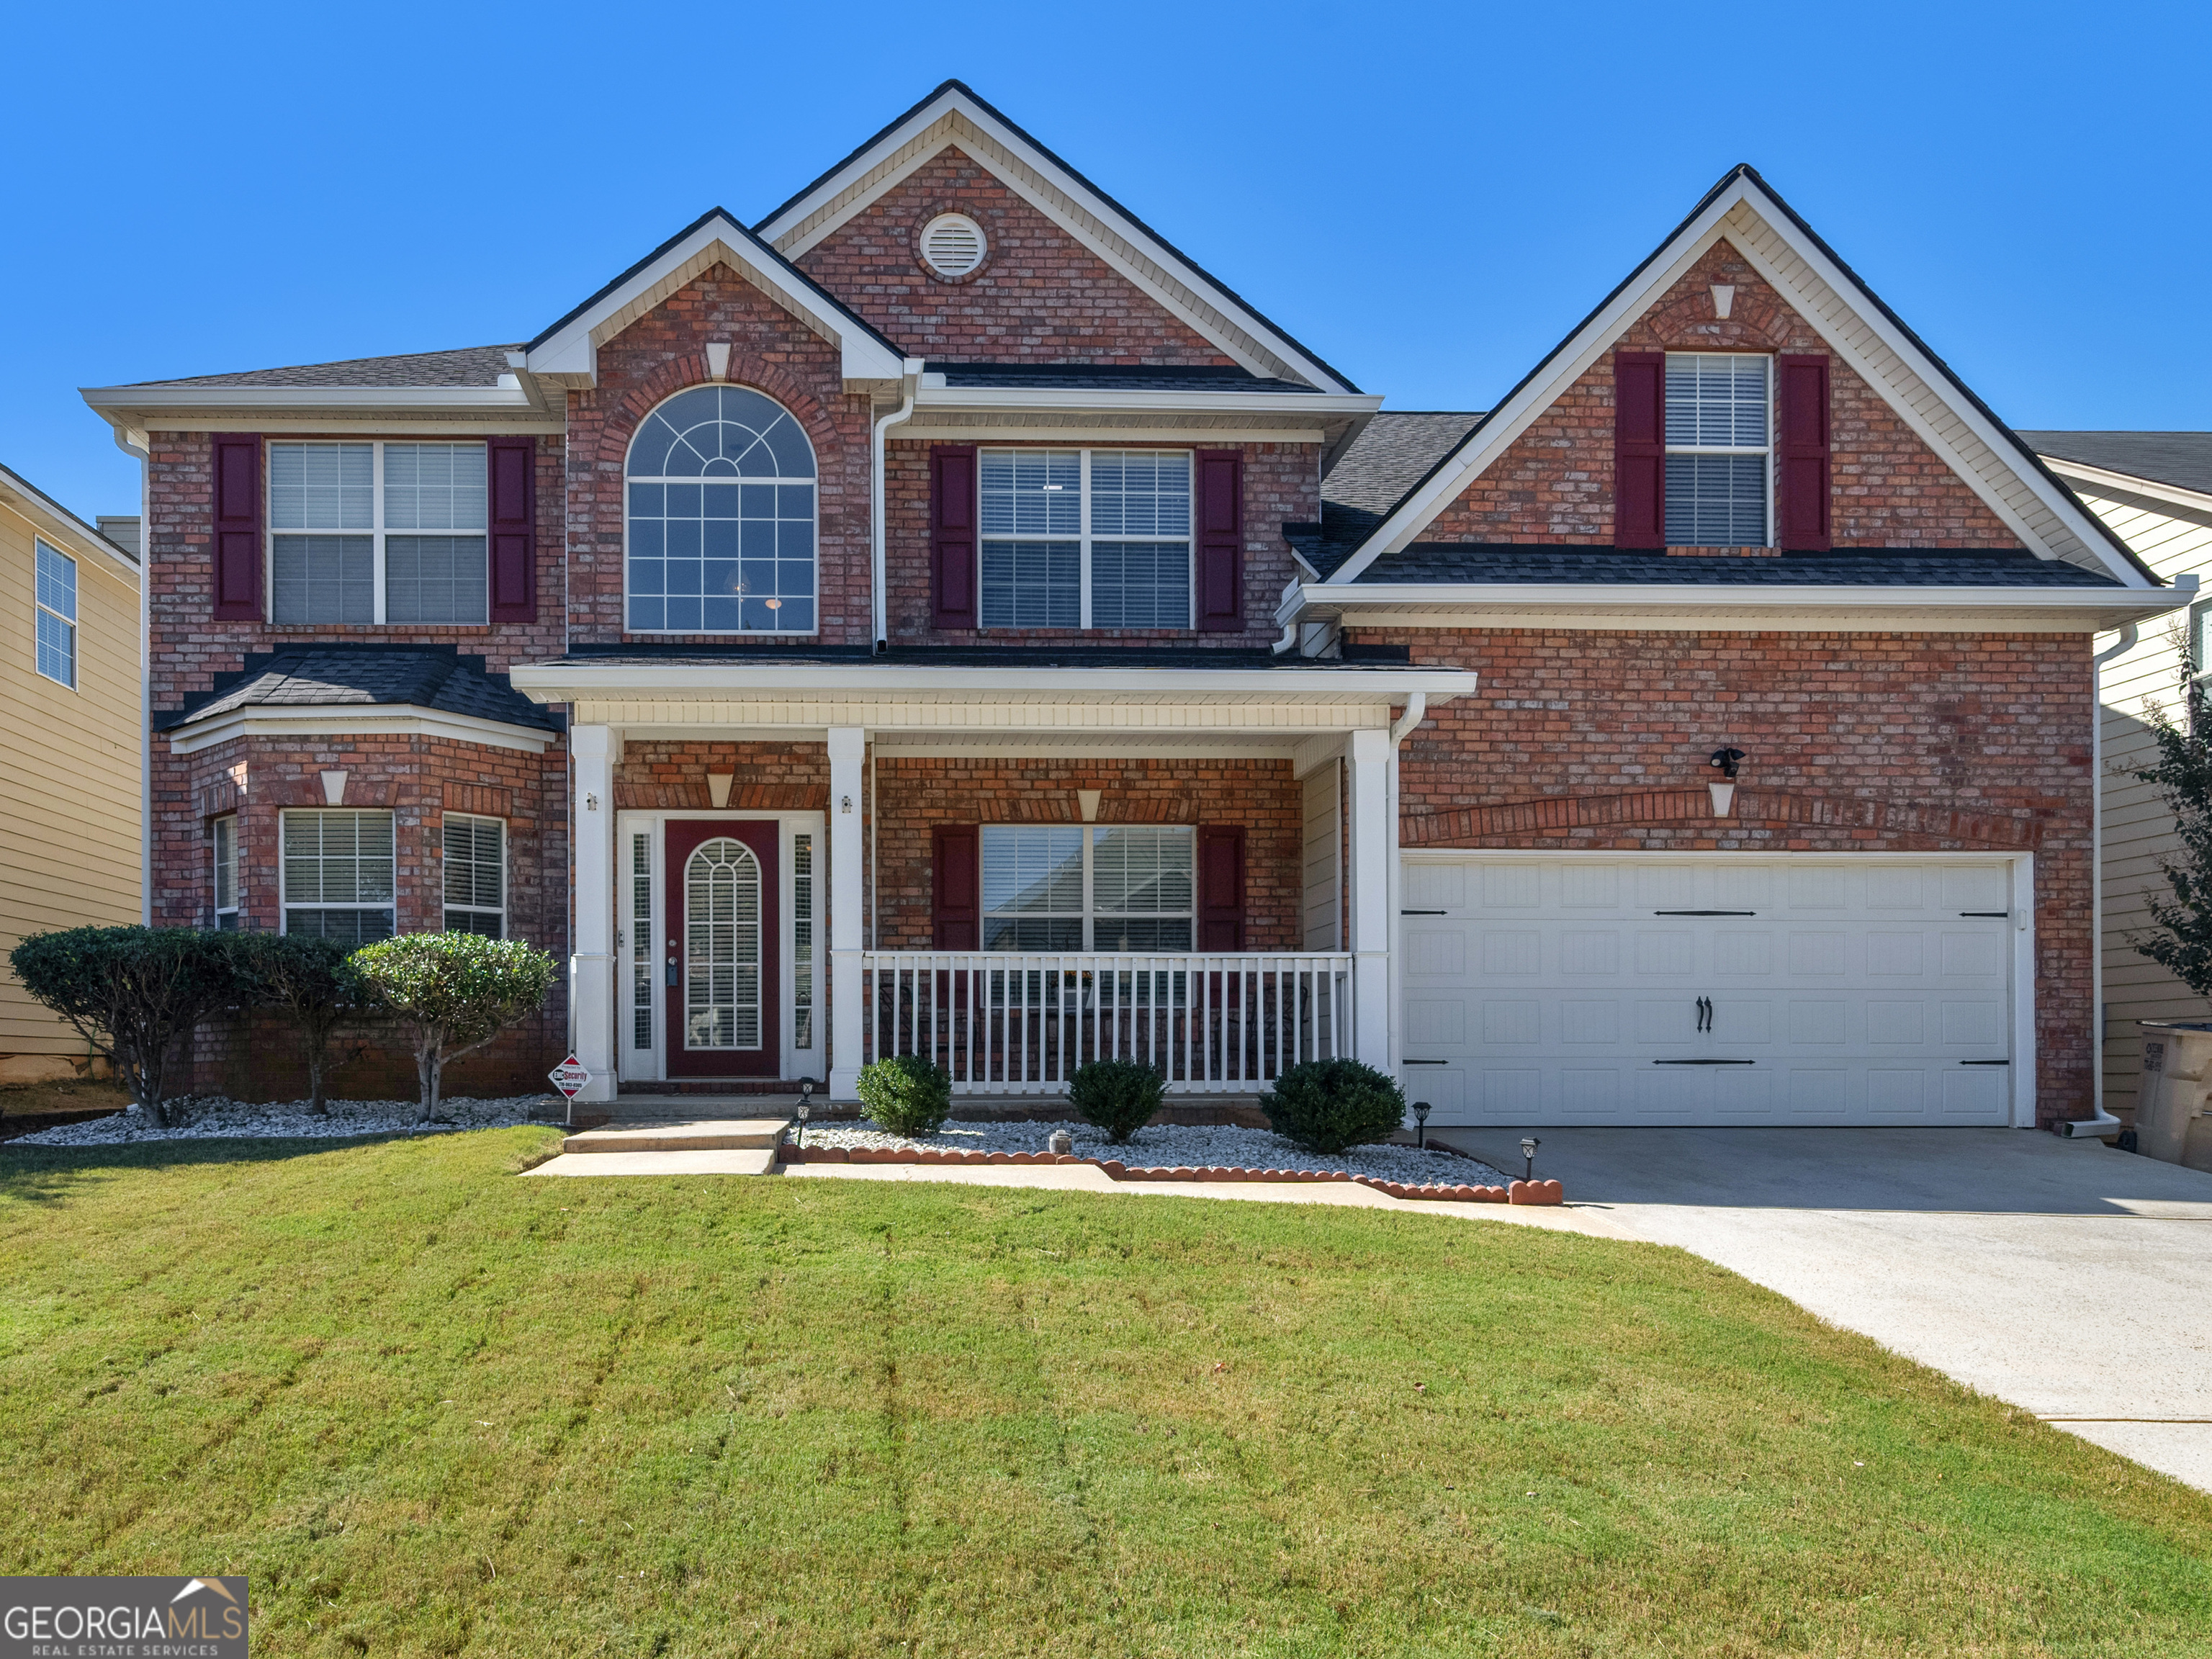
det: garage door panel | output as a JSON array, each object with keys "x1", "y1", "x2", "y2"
[{"x1": 1401, "y1": 856, "x2": 2015, "y2": 1127}]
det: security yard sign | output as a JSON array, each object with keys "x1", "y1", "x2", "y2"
[{"x1": 549, "y1": 1056, "x2": 590, "y2": 1098}]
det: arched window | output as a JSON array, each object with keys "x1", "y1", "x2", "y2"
[
  {"x1": 626, "y1": 385, "x2": 817, "y2": 634},
  {"x1": 685, "y1": 838, "x2": 762, "y2": 1050}
]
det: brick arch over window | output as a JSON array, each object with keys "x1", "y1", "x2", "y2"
[
  {"x1": 590, "y1": 356, "x2": 840, "y2": 473},
  {"x1": 1401, "y1": 787, "x2": 2045, "y2": 851}
]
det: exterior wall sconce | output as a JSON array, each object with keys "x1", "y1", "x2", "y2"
[
  {"x1": 1711, "y1": 284, "x2": 1735, "y2": 320},
  {"x1": 585, "y1": 792, "x2": 600, "y2": 812},
  {"x1": 841, "y1": 795, "x2": 853, "y2": 814},
  {"x1": 319, "y1": 770, "x2": 348, "y2": 806}
]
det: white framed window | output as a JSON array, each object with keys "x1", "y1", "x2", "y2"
[
  {"x1": 268, "y1": 441, "x2": 487, "y2": 625},
  {"x1": 979, "y1": 449, "x2": 1192, "y2": 630},
  {"x1": 981, "y1": 824, "x2": 1195, "y2": 950},
  {"x1": 442, "y1": 814, "x2": 505, "y2": 937},
  {"x1": 281, "y1": 809, "x2": 395, "y2": 944},
  {"x1": 630, "y1": 830, "x2": 655, "y2": 1051},
  {"x1": 212, "y1": 815, "x2": 239, "y2": 930},
  {"x1": 1663, "y1": 354, "x2": 1771, "y2": 547},
  {"x1": 625, "y1": 385, "x2": 817, "y2": 635},
  {"x1": 792, "y1": 831, "x2": 814, "y2": 1051},
  {"x1": 33, "y1": 539, "x2": 76, "y2": 688}
]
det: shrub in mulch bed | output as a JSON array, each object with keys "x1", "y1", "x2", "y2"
[{"x1": 777, "y1": 1142, "x2": 1566, "y2": 1204}]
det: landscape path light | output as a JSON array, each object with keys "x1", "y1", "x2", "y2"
[
  {"x1": 1412, "y1": 1100, "x2": 1431, "y2": 1149},
  {"x1": 1521, "y1": 1136, "x2": 1539, "y2": 1182},
  {"x1": 796, "y1": 1076, "x2": 815, "y2": 1148}
]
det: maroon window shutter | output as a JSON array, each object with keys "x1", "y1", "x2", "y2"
[
  {"x1": 1613, "y1": 351, "x2": 1666, "y2": 549},
  {"x1": 1196, "y1": 825, "x2": 1246, "y2": 950},
  {"x1": 931, "y1": 446, "x2": 977, "y2": 629},
  {"x1": 487, "y1": 436, "x2": 537, "y2": 622},
  {"x1": 211, "y1": 434, "x2": 263, "y2": 619},
  {"x1": 932, "y1": 824, "x2": 980, "y2": 948},
  {"x1": 1776, "y1": 354, "x2": 1833, "y2": 552},
  {"x1": 1195, "y1": 449, "x2": 1244, "y2": 631}
]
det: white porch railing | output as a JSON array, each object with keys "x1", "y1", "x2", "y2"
[{"x1": 860, "y1": 952, "x2": 1355, "y2": 1093}]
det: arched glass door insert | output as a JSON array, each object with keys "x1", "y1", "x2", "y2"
[{"x1": 684, "y1": 837, "x2": 761, "y2": 1051}]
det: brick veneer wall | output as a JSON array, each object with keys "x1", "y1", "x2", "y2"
[
  {"x1": 1371, "y1": 625, "x2": 2095, "y2": 1125},
  {"x1": 882, "y1": 439, "x2": 1315, "y2": 644},
  {"x1": 795, "y1": 147, "x2": 1235, "y2": 364},
  {"x1": 871, "y1": 757, "x2": 1303, "y2": 950},
  {"x1": 1419, "y1": 239, "x2": 2023, "y2": 550},
  {"x1": 564, "y1": 266, "x2": 874, "y2": 648},
  {"x1": 612, "y1": 742, "x2": 830, "y2": 812},
  {"x1": 168, "y1": 732, "x2": 568, "y2": 1102}
]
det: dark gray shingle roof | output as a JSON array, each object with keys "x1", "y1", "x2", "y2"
[
  {"x1": 134, "y1": 345, "x2": 522, "y2": 390},
  {"x1": 1352, "y1": 547, "x2": 2124, "y2": 588},
  {"x1": 160, "y1": 649, "x2": 559, "y2": 733},
  {"x1": 1289, "y1": 412, "x2": 1487, "y2": 576},
  {"x1": 2020, "y1": 431, "x2": 2212, "y2": 499},
  {"x1": 927, "y1": 361, "x2": 1320, "y2": 393}
]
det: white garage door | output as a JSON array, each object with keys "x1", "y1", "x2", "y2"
[{"x1": 1400, "y1": 856, "x2": 2018, "y2": 1127}]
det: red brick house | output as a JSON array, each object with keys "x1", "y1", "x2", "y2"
[{"x1": 83, "y1": 83, "x2": 2182, "y2": 1128}]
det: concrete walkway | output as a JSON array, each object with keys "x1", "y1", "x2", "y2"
[{"x1": 1429, "y1": 1125, "x2": 2212, "y2": 1494}]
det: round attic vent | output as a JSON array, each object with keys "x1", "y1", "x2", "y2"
[{"x1": 919, "y1": 213, "x2": 987, "y2": 278}]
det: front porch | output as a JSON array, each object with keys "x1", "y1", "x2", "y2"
[{"x1": 510, "y1": 651, "x2": 1477, "y2": 1104}]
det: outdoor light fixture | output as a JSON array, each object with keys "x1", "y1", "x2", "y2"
[
  {"x1": 1708, "y1": 746, "x2": 1746, "y2": 780},
  {"x1": 796, "y1": 1077, "x2": 815, "y2": 1148},
  {"x1": 1707, "y1": 746, "x2": 1747, "y2": 819},
  {"x1": 1520, "y1": 1136, "x2": 1539, "y2": 1182},
  {"x1": 1412, "y1": 1100, "x2": 1431, "y2": 1150}
]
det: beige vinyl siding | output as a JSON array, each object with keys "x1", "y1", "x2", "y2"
[
  {"x1": 1302, "y1": 760, "x2": 1340, "y2": 950},
  {"x1": 2083, "y1": 479, "x2": 2212, "y2": 1120},
  {"x1": 0, "y1": 500, "x2": 140, "y2": 1056}
]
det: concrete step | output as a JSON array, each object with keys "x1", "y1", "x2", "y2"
[
  {"x1": 562, "y1": 1118, "x2": 790, "y2": 1154},
  {"x1": 529, "y1": 1148, "x2": 778, "y2": 1178}
]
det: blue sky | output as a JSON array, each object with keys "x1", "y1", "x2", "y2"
[{"x1": 5, "y1": 0, "x2": 2204, "y2": 518}]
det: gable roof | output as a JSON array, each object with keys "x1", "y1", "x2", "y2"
[
  {"x1": 1287, "y1": 412, "x2": 1488, "y2": 577},
  {"x1": 2021, "y1": 431, "x2": 2212, "y2": 503},
  {"x1": 753, "y1": 81, "x2": 1359, "y2": 395},
  {"x1": 523, "y1": 207, "x2": 909, "y2": 385},
  {"x1": 1321, "y1": 164, "x2": 2157, "y2": 588}
]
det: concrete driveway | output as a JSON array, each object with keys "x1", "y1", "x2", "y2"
[{"x1": 1428, "y1": 1125, "x2": 2212, "y2": 1494}]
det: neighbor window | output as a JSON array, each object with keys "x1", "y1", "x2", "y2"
[
  {"x1": 979, "y1": 449, "x2": 1192, "y2": 629},
  {"x1": 33, "y1": 539, "x2": 76, "y2": 688},
  {"x1": 624, "y1": 385, "x2": 817, "y2": 634},
  {"x1": 980, "y1": 824, "x2": 1195, "y2": 950},
  {"x1": 212, "y1": 815, "x2": 239, "y2": 930},
  {"x1": 442, "y1": 814, "x2": 505, "y2": 937},
  {"x1": 281, "y1": 809, "x2": 395, "y2": 943},
  {"x1": 268, "y1": 442, "x2": 487, "y2": 624},
  {"x1": 1663, "y1": 354, "x2": 1770, "y2": 547}
]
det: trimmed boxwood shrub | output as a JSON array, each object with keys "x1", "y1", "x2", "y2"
[
  {"x1": 857, "y1": 1053, "x2": 952, "y2": 1138},
  {"x1": 1068, "y1": 1057, "x2": 1164, "y2": 1143},
  {"x1": 1262, "y1": 1058, "x2": 1406, "y2": 1155},
  {"x1": 233, "y1": 932, "x2": 367, "y2": 1115},
  {"x1": 349, "y1": 932, "x2": 557, "y2": 1122}
]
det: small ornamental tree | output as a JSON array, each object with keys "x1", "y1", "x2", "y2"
[
  {"x1": 236, "y1": 932, "x2": 367, "y2": 1114},
  {"x1": 2128, "y1": 655, "x2": 2212, "y2": 1002},
  {"x1": 8, "y1": 927, "x2": 253, "y2": 1125},
  {"x1": 348, "y1": 933, "x2": 557, "y2": 1122}
]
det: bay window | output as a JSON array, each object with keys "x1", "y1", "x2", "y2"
[
  {"x1": 282, "y1": 809, "x2": 395, "y2": 943},
  {"x1": 268, "y1": 442, "x2": 488, "y2": 624},
  {"x1": 979, "y1": 449, "x2": 1192, "y2": 629},
  {"x1": 442, "y1": 814, "x2": 505, "y2": 937}
]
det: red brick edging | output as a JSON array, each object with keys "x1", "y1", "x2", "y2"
[{"x1": 777, "y1": 1143, "x2": 1565, "y2": 1205}]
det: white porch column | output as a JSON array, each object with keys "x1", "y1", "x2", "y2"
[
  {"x1": 827, "y1": 727, "x2": 866, "y2": 1101},
  {"x1": 570, "y1": 724, "x2": 616, "y2": 1104},
  {"x1": 1345, "y1": 727, "x2": 1393, "y2": 1067}
]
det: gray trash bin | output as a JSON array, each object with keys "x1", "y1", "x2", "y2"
[{"x1": 2134, "y1": 1021, "x2": 2212, "y2": 1172}]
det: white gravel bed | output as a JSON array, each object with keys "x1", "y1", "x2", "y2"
[
  {"x1": 8, "y1": 1094, "x2": 557, "y2": 1147},
  {"x1": 797, "y1": 1118, "x2": 1511, "y2": 1185}
]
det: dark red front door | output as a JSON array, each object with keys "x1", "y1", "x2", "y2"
[{"x1": 665, "y1": 819, "x2": 780, "y2": 1077}]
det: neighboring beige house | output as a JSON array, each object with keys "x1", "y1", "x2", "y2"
[
  {"x1": 2025, "y1": 433, "x2": 2212, "y2": 1125},
  {"x1": 0, "y1": 464, "x2": 142, "y2": 1082}
]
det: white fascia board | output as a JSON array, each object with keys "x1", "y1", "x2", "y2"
[
  {"x1": 83, "y1": 385, "x2": 539, "y2": 413},
  {"x1": 1326, "y1": 176, "x2": 2147, "y2": 589},
  {"x1": 913, "y1": 385, "x2": 1379, "y2": 418},
  {"x1": 166, "y1": 706, "x2": 554, "y2": 756},
  {"x1": 756, "y1": 92, "x2": 1355, "y2": 394},
  {"x1": 0, "y1": 469, "x2": 141, "y2": 584},
  {"x1": 525, "y1": 216, "x2": 904, "y2": 385},
  {"x1": 508, "y1": 659, "x2": 1476, "y2": 704},
  {"x1": 1281, "y1": 580, "x2": 2193, "y2": 631},
  {"x1": 2040, "y1": 457, "x2": 2212, "y2": 518}
]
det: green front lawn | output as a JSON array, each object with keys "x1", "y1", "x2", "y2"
[{"x1": 1, "y1": 1130, "x2": 2206, "y2": 1657}]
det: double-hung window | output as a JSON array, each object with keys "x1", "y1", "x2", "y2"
[
  {"x1": 979, "y1": 449, "x2": 1192, "y2": 629},
  {"x1": 33, "y1": 539, "x2": 76, "y2": 688},
  {"x1": 1664, "y1": 354, "x2": 1771, "y2": 547},
  {"x1": 442, "y1": 814, "x2": 505, "y2": 936},
  {"x1": 269, "y1": 442, "x2": 488, "y2": 624},
  {"x1": 282, "y1": 809, "x2": 395, "y2": 943},
  {"x1": 980, "y1": 824, "x2": 1195, "y2": 950},
  {"x1": 212, "y1": 815, "x2": 239, "y2": 930}
]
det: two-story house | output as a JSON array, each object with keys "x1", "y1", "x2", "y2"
[{"x1": 84, "y1": 83, "x2": 2182, "y2": 1125}]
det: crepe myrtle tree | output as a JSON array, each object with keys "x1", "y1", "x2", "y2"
[
  {"x1": 349, "y1": 932, "x2": 557, "y2": 1123},
  {"x1": 2130, "y1": 650, "x2": 2212, "y2": 1002},
  {"x1": 8, "y1": 927, "x2": 253, "y2": 1125}
]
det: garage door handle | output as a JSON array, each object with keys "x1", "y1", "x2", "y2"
[
  {"x1": 1653, "y1": 909, "x2": 1757, "y2": 916},
  {"x1": 1653, "y1": 1058, "x2": 1755, "y2": 1065},
  {"x1": 1401, "y1": 909, "x2": 1448, "y2": 915},
  {"x1": 1403, "y1": 1058, "x2": 1450, "y2": 1066},
  {"x1": 1959, "y1": 912, "x2": 2009, "y2": 918},
  {"x1": 1960, "y1": 1059, "x2": 2010, "y2": 1066}
]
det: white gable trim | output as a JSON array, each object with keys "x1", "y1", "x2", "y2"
[
  {"x1": 2041, "y1": 456, "x2": 2212, "y2": 518},
  {"x1": 166, "y1": 706, "x2": 555, "y2": 757},
  {"x1": 755, "y1": 89, "x2": 1356, "y2": 395},
  {"x1": 1327, "y1": 175, "x2": 2149, "y2": 588},
  {"x1": 526, "y1": 213, "x2": 904, "y2": 386}
]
